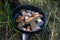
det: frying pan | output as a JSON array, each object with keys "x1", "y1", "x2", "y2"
[{"x1": 11, "y1": 5, "x2": 46, "y2": 40}]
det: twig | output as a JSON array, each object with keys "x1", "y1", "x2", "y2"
[{"x1": 0, "y1": 22, "x2": 8, "y2": 23}]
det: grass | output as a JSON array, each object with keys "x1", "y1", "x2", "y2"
[{"x1": 0, "y1": 0, "x2": 60, "y2": 40}]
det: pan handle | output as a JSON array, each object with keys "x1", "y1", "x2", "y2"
[{"x1": 22, "y1": 33, "x2": 31, "y2": 40}]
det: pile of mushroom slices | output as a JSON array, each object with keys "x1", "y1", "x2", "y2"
[{"x1": 15, "y1": 9, "x2": 44, "y2": 32}]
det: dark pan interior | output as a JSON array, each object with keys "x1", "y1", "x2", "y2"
[{"x1": 11, "y1": 5, "x2": 46, "y2": 33}]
